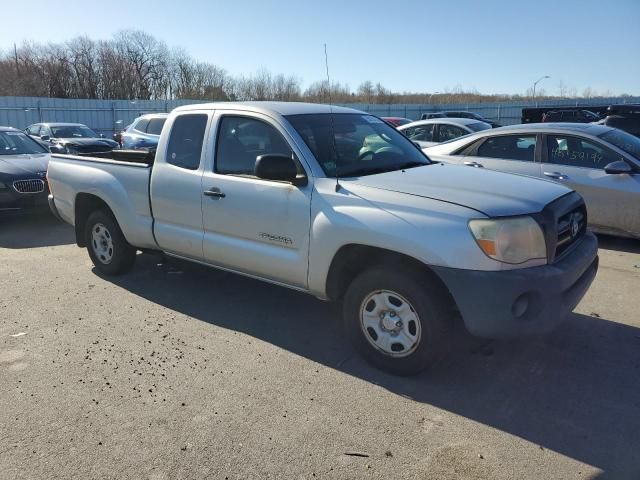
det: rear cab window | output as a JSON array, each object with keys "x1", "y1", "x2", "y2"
[{"x1": 165, "y1": 114, "x2": 208, "y2": 170}]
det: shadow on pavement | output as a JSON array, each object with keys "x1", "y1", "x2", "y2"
[
  {"x1": 0, "y1": 213, "x2": 74, "y2": 249},
  {"x1": 596, "y1": 234, "x2": 640, "y2": 254},
  {"x1": 101, "y1": 253, "x2": 640, "y2": 479}
]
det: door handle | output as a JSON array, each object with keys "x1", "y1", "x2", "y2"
[
  {"x1": 463, "y1": 161, "x2": 484, "y2": 168},
  {"x1": 543, "y1": 171, "x2": 569, "y2": 180},
  {"x1": 203, "y1": 188, "x2": 226, "y2": 198}
]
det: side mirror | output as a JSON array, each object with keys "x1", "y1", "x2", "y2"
[
  {"x1": 255, "y1": 154, "x2": 307, "y2": 186},
  {"x1": 40, "y1": 135, "x2": 50, "y2": 141},
  {"x1": 604, "y1": 160, "x2": 632, "y2": 175}
]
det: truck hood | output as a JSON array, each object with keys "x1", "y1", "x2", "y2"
[
  {"x1": 0, "y1": 153, "x2": 49, "y2": 176},
  {"x1": 343, "y1": 163, "x2": 571, "y2": 217}
]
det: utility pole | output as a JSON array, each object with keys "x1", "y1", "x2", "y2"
[
  {"x1": 532, "y1": 75, "x2": 550, "y2": 100},
  {"x1": 13, "y1": 43, "x2": 19, "y2": 77}
]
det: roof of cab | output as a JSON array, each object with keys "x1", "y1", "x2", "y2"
[
  {"x1": 173, "y1": 101, "x2": 366, "y2": 116},
  {"x1": 0, "y1": 126, "x2": 20, "y2": 132}
]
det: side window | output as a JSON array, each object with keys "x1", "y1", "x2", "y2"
[
  {"x1": 146, "y1": 118, "x2": 165, "y2": 135},
  {"x1": 215, "y1": 116, "x2": 292, "y2": 175},
  {"x1": 133, "y1": 118, "x2": 149, "y2": 133},
  {"x1": 403, "y1": 124, "x2": 434, "y2": 142},
  {"x1": 477, "y1": 135, "x2": 536, "y2": 161},
  {"x1": 547, "y1": 135, "x2": 621, "y2": 169},
  {"x1": 437, "y1": 124, "x2": 468, "y2": 142},
  {"x1": 166, "y1": 114, "x2": 208, "y2": 170},
  {"x1": 28, "y1": 125, "x2": 41, "y2": 136}
]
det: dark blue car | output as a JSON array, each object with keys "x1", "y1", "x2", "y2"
[
  {"x1": 120, "y1": 113, "x2": 168, "y2": 150},
  {"x1": 0, "y1": 127, "x2": 51, "y2": 216}
]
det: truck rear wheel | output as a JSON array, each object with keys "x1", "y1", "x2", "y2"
[
  {"x1": 85, "y1": 210, "x2": 136, "y2": 275},
  {"x1": 343, "y1": 267, "x2": 451, "y2": 375}
]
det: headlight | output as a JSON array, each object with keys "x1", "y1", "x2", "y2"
[{"x1": 469, "y1": 216, "x2": 547, "y2": 265}]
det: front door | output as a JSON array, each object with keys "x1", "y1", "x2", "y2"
[
  {"x1": 541, "y1": 134, "x2": 640, "y2": 236},
  {"x1": 200, "y1": 112, "x2": 312, "y2": 288}
]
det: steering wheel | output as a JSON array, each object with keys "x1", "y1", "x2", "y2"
[{"x1": 358, "y1": 150, "x2": 375, "y2": 161}]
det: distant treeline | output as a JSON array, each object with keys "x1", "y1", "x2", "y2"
[{"x1": 0, "y1": 30, "x2": 633, "y2": 104}]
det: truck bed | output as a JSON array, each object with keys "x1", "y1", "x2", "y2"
[
  {"x1": 47, "y1": 153, "x2": 158, "y2": 250},
  {"x1": 77, "y1": 148, "x2": 156, "y2": 165}
]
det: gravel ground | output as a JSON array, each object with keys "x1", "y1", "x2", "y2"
[{"x1": 1, "y1": 214, "x2": 639, "y2": 479}]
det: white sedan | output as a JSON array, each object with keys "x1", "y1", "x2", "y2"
[{"x1": 398, "y1": 118, "x2": 492, "y2": 148}]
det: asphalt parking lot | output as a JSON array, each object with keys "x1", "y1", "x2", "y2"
[{"x1": 1, "y1": 214, "x2": 639, "y2": 480}]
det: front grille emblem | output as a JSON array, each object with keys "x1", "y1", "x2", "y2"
[{"x1": 570, "y1": 214, "x2": 580, "y2": 238}]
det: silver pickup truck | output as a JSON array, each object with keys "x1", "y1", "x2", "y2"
[{"x1": 47, "y1": 102, "x2": 599, "y2": 375}]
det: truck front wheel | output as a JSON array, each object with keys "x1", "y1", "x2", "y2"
[
  {"x1": 84, "y1": 210, "x2": 136, "y2": 275},
  {"x1": 343, "y1": 267, "x2": 451, "y2": 375}
]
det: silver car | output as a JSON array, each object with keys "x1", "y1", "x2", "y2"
[
  {"x1": 425, "y1": 123, "x2": 640, "y2": 238},
  {"x1": 397, "y1": 118, "x2": 492, "y2": 148}
]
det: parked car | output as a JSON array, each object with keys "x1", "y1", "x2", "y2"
[
  {"x1": 424, "y1": 123, "x2": 640, "y2": 238},
  {"x1": 48, "y1": 102, "x2": 598, "y2": 375},
  {"x1": 541, "y1": 109, "x2": 600, "y2": 123},
  {"x1": 0, "y1": 127, "x2": 50, "y2": 216},
  {"x1": 422, "y1": 111, "x2": 501, "y2": 128},
  {"x1": 597, "y1": 115, "x2": 640, "y2": 138},
  {"x1": 381, "y1": 117, "x2": 412, "y2": 128},
  {"x1": 522, "y1": 106, "x2": 605, "y2": 123},
  {"x1": 398, "y1": 118, "x2": 492, "y2": 147},
  {"x1": 25, "y1": 123, "x2": 118, "y2": 154},
  {"x1": 113, "y1": 124, "x2": 131, "y2": 146},
  {"x1": 120, "y1": 113, "x2": 168, "y2": 149}
]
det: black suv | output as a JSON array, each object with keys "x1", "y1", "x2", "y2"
[{"x1": 541, "y1": 109, "x2": 600, "y2": 123}]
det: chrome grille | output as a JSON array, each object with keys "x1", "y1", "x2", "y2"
[
  {"x1": 555, "y1": 205, "x2": 586, "y2": 258},
  {"x1": 13, "y1": 179, "x2": 45, "y2": 194}
]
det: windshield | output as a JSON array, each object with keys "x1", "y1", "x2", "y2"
[
  {"x1": 468, "y1": 121, "x2": 492, "y2": 132},
  {"x1": 0, "y1": 131, "x2": 48, "y2": 155},
  {"x1": 51, "y1": 125, "x2": 98, "y2": 138},
  {"x1": 286, "y1": 113, "x2": 430, "y2": 177},
  {"x1": 599, "y1": 129, "x2": 640, "y2": 159}
]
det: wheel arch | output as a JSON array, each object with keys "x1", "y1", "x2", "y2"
[
  {"x1": 74, "y1": 193, "x2": 117, "y2": 247},
  {"x1": 325, "y1": 244, "x2": 457, "y2": 309}
]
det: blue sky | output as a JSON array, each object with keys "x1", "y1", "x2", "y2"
[{"x1": 1, "y1": 0, "x2": 638, "y2": 95}]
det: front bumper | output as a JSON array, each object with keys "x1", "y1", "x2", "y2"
[
  {"x1": 0, "y1": 188, "x2": 49, "y2": 216},
  {"x1": 432, "y1": 231, "x2": 599, "y2": 338}
]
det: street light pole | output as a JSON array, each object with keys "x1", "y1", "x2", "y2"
[
  {"x1": 429, "y1": 91, "x2": 441, "y2": 105},
  {"x1": 532, "y1": 76, "x2": 550, "y2": 100}
]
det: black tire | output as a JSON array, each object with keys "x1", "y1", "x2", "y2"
[
  {"x1": 84, "y1": 210, "x2": 136, "y2": 275},
  {"x1": 343, "y1": 267, "x2": 451, "y2": 375}
]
